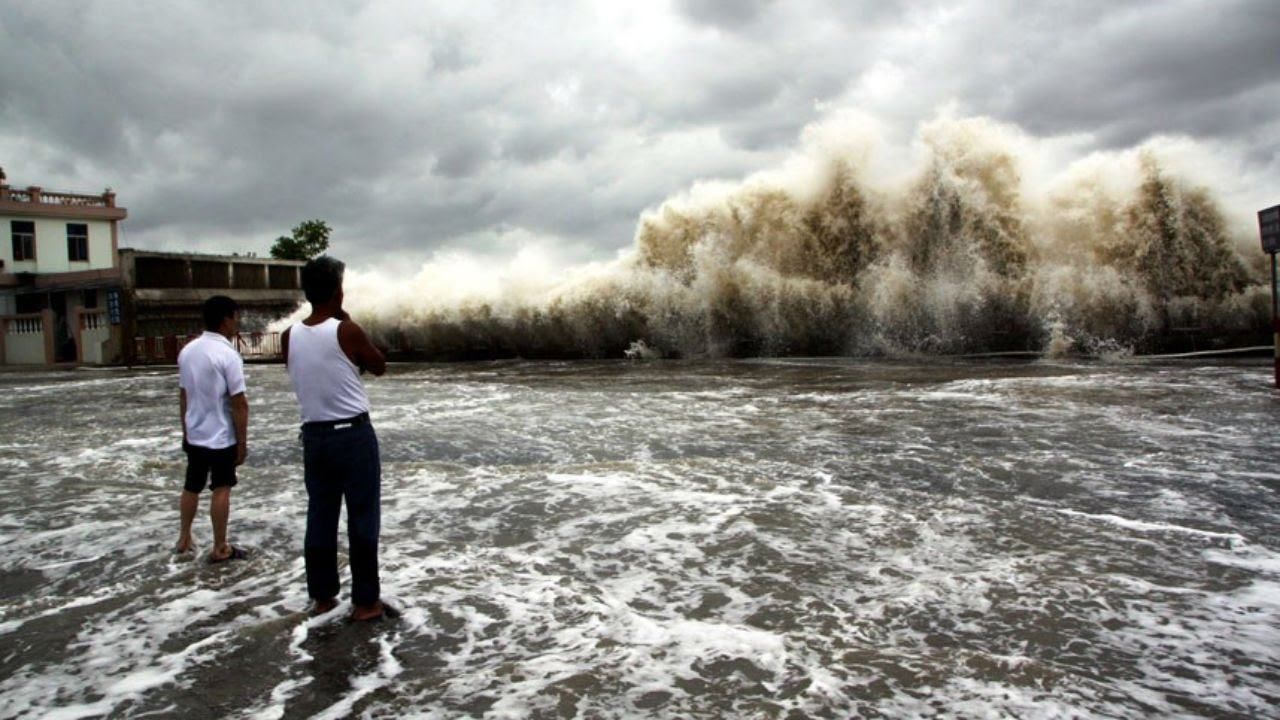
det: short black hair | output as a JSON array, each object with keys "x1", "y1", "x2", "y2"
[
  {"x1": 203, "y1": 295, "x2": 238, "y2": 331},
  {"x1": 302, "y1": 255, "x2": 345, "y2": 305}
]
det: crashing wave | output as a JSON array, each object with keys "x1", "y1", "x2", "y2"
[{"x1": 284, "y1": 112, "x2": 1270, "y2": 359}]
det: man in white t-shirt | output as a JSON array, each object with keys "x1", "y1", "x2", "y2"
[{"x1": 176, "y1": 295, "x2": 250, "y2": 564}]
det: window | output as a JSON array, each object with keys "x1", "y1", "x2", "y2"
[
  {"x1": 15, "y1": 293, "x2": 43, "y2": 314},
  {"x1": 83, "y1": 289, "x2": 99, "y2": 309},
  {"x1": 11, "y1": 221, "x2": 35, "y2": 262},
  {"x1": 67, "y1": 223, "x2": 89, "y2": 262}
]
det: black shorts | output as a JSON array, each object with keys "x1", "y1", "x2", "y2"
[{"x1": 183, "y1": 442, "x2": 238, "y2": 493}]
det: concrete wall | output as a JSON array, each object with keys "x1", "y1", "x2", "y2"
[
  {"x1": 4, "y1": 314, "x2": 49, "y2": 365},
  {"x1": 76, "y1": 307, "x2": 112, "y2": 364},
  {"x1": 2, "y1": 215, "x2": 115, "y2": 273},
  {"x1": 80, "y1": 327, "x2": 111, "y2": 364}
]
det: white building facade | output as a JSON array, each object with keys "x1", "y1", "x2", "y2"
[{"x1": 0, "y1": 173, "x2": 127, "y2": 365}]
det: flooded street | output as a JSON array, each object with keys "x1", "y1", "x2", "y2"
[{"x1": 0, "y1": 359, "x2": 1278, "y2": 718}]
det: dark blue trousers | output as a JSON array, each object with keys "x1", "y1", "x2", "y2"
[{"x1": 302, "y1": 422, "x2": 381, "y2": 607}]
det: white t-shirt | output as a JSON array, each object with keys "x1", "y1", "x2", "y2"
[{"x1": 178, "y1": 331, "x2": 247, "y2": 449}]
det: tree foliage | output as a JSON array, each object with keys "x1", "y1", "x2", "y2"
[{"x1": 270, "y1": 219, "x2": 331, "y2": 260}]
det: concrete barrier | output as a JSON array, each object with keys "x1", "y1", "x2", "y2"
[
  {"x1": 77, "y1": 309, "x2": 111, "y2": 365},
  {"x1": 3, "y1": 312, "x2": 52, "y2": 365}
]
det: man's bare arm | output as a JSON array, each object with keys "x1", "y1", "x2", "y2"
[
  {"x1": 281, "y1": 327, "x2": 290, "y2": 365},
  {"x1": 231, "y1": 392, "x2": 249, "y2": 466},
  {"x1": 179, "y1": 388, "x2": 188, "y2": 446},
  {"x1": 338, "y1": 320, "x2": 387, "y2": 377}
]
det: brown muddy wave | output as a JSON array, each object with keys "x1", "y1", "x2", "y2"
[{"x1": 335, "y1": 114, "x2": 1269, "y2": 359}]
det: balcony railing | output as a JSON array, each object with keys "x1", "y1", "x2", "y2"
[
  {"x1": 80, "y1": 309, "x2": 108, "y2": 330},
  {"x1": 0, "y1": 185, "x2": 117, "y2": 208},
  {"x1": 5, "y1": 314, "x2": 45, "y2": 335}
]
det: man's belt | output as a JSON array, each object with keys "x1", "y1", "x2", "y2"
[{"x1": 302, "y1": 412, "x2": 371, "y2": 431}]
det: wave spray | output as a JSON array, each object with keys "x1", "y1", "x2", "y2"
[{"x1": 313, "y1": 112, "x2": 1269, "y2": 359}]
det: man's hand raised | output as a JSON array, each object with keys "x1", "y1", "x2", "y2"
[{"x1": 337, "y1": 319, "x2": 387, "y2": 377}]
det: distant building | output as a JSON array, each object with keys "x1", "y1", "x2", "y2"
[
  {"x1": 121, "y1": 248, "x2": 304, "y2": 364},
  {"x1": 1, "y1": 174, "x2": 303, "y2": 366}
]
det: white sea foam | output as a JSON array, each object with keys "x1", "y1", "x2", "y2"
[
  {"x1": 1055, "y1": 508, "x2": 1246, "y2": 545},
  {"x1": 2, "y1": 363, "x2": 1278, "y2": 717}
]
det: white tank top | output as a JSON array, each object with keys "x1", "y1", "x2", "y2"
[{"x1": 287, "y1": 318, "x2": 371, "y2": 423}]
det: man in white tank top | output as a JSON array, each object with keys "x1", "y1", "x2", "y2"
[{"x1": 283, "y1": 256, "x2": 389, "y2": 621}]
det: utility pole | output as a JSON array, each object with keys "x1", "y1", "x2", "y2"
[{"x1": 1260, "y1": 205, "x2": 1280, "y2": 388}]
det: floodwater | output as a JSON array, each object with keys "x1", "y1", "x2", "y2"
[{"x1": 0, "y1": 359, "x2": 1277, "y2": 719}]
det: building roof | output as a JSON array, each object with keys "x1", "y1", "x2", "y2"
[{"x1": 118, "y1": 248, "x2": 305, "y2": 267}]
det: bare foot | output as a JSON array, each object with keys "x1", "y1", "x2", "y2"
[
  {"x1": 207, "y1": 544, "x2": 248, "y2": 564},
  {"x1": 310, "y1": 598, "x2": 339, "y2": 616},
  {"x1": 350, "y1": 601, "x2": 385, "y2": 622},
  {"x1": 174, "y1": 537, "x2": 194, "y2": 554}
]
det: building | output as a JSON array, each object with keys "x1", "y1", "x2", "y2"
[
  {"x1": 1, "y1": 174, "x2": 127, "y2": 365},
  {"x1": 121, "y1": 248, "x2": 304, "y2": 364},
  {"x1": 1, "y1": 172, "x2": 304, "y2": 366}
]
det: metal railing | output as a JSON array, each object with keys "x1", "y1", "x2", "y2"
[
  {"x1": 236, "y1": 332, "x2": 282, "y2": 359},
  {"x1": 137, "y1": 332, "x2": 283, "y2": 363}
]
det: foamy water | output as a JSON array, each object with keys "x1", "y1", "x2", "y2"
[{"x1": 1, "y1": 360, "x2": 1278, "y2": 718}]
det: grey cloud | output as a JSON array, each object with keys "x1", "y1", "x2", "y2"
[
  {"x1": 433, "y1": 141, "x2": 495, "y2": 179},
  {"x1": 430, "y1": 41, "x2": 475, "y2": 74},
  {"x1": 677, "y1": 0, "x2": 774, "y2": 30},
  {"x1": 716, "y1": 70, "x2": 853, "y2": 151},
  {"x1": 626, "y1": 42, "x2": 857, "y2": 143},
  {"x1": 722, "y1": 118, "x2": 807, "y2": 152},
  {"x1": 499, "y1": 121, "x2": 605, "y2": 166},
  {"x1": 704, "y1": 71, "x2": 787, "y2": 113},
  {"x1": 912, "y1": 0, "x2": 1280, "y2": 148},
  {"x1": 1, "y1": 1, "x2": 1276, "y2": 268},
  {"x1": 500, "y1": 126, "x2": 569, "y2": 165}
]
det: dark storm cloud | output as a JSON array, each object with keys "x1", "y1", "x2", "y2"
[
  {"x1": 500, "y1": 125, "x2": 575, "y2": 166},
  {"x1": 677, "y1": 0, "x2": 774, "y2": 30},
  {"x1": 847, "y1": 0, "x2": 1280, "y2": 154},
  {"x1": 973, "y1": 0, "x2": 1280, "y2": 146},
  {"x1": 432, "y1": 141, "x2": 495, "y2": 179},
  {"x1": 0, "y1": 1, "x2": 1275, "y2": 268}
]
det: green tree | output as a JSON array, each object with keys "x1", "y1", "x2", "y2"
[{"x1": 270, "y1": 219, "x2": 331, "y2": 260}]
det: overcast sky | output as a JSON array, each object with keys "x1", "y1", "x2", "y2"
[{"x1": 1, "y1": 0, "x2": 1277, "y2": 269}]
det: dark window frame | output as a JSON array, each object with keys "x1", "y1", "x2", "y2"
[
  {"x1": 11, "y1": 220, "x2": 35, "y2": 262},
  {"x1": 67, "y1": 223, "x2": 89, "y2": 262}
]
